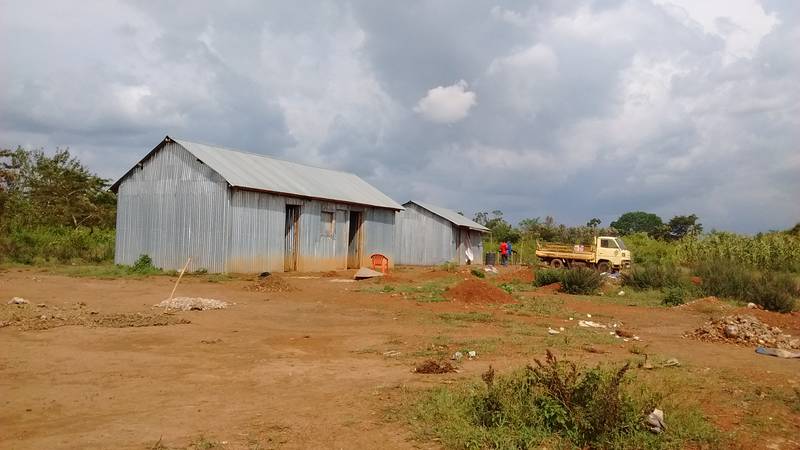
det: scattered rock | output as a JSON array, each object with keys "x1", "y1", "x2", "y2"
[
  {"x1": 662, "y1": 358, "x2": 681, "y2": 367},
  {"x1": 451, "y1": 351, "x2": 463, "y2": 361},
  {"x1": 36, "y1": 303, "x2": 46, "y2": 308},
  {"x1": 686, "y1": 314, "x2": 799, "y2": 350},
  {"x1": 8, "y1": 297, "x2": 29, "y2": 305},
  {"x1": 156, "y1": 297, "x2": 228, "y2": 311},
  {"x1": 201, "y1": 338, "x2": 222, "y2": 344},
  {"x1": 354, "y1": 267, "x2": 385, "y2": 279},
  {"x1": 548, "y1": 328, "x2": 560, "y2": 335},
  {"x1": 618, "y1": 290, "x2": 625, "y2": 296},
  {"x1": 414, "y1": 359, "x2": 457, "y2": 374},
  {"x1": 467, "y1": 350, "x2": 477, "y2": 360},
  {"x1": 746, "y1": 302, "x2": 761, "y2": 309},
  {"x1": 382, "y1": 350, "x2": 402, "y2": 357}
]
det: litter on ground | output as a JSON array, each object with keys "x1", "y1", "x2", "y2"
[
  {"x1": 579, "y1": 320, "x2": 606, "y2": 328},
  {"x1": 8, "y1": 297, "x2": 29, "y2": 305}
]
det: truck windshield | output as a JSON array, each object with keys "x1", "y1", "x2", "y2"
[{"x1": 615, "y1": 238, "x2": 627, "y2": 250}]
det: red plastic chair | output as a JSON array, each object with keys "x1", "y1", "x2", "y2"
[{"x1": 370, "y1": 253, "x2": 389, "y2": 273}]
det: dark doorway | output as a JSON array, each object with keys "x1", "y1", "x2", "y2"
[
  {"x1": 284, "y1": 205, "x2": 300, "y2": 271},
  {"x1": 347, "y1": 211, "x2": 362, "y2": 269}
]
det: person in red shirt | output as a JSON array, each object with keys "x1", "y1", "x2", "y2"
[{"x1": 499, "y1": 241, "x2": 508, "y2": 266}]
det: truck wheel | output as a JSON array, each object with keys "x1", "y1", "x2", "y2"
[
  {"x1": 550, "y1": 259, "x2": 563, "y2": 269},
  {"x1": 596, "y1": 261, "x2": 610, "y2": 273}
]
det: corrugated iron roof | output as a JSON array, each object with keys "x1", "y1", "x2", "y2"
[
  {"x1": 405, "y1": 201, "x2": 489, "y2": 232},
  {"x1": 113, "y1": 136, "x2": 404, "y2": 210}
]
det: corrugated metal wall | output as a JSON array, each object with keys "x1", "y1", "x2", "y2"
[
  {"x1": 394, "y1": 204, "x2": 484, "y2": 265},
  {"x1": 394, "y1": 204, "x2": 457, "y2": 265},
  {"x1": 114, "y1": 142, "x2": 229, "y2": 272},
  {"x1": 115, "y1": 142, "x2": 397, "y2": 273}
]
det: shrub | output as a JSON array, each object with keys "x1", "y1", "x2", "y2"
[
  {"x1": 560, "y1": 268, "x2": 603, "y2": 295},
  {"x1": 750, "y1": 272, "x2": 798, "y2": 313},
  {"x1": 662, "y1": 286, "x2": 688, "y2": 306},
  {"x1": 622, "y1": 264, "x2": 684, "y2": 290},
  {"x1": 0, "y1": 226, "x2": 115, "y2": 264},
  {"x1": 694, "y1": 259, "x2": 798, "y2": 312},
  {"x1": 408, "y1": 351, "x2": 717, "y2": 449},
  {"x1": 694, "y1": 259, "x2": 755, "y2": 300},
  {"x1": 623, "y1": 232, "x2": 679, "y2": 266},
  {"x1": 534, "y1": 268, "x2": 562, "y2": 287},
  {"x1": 470, "y1": 268, "x2": 485, "y2": 278},
  {"x1": 131, "y1": 254, "x2": 161, "y2": 275}
]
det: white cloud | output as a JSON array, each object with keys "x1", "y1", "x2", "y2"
[
  {"x1": 653, "y1": 0, "x2": 778, "y2": 62},
  {"x1": 413, "y1": 80, "x2": 477, "y2": 123}
]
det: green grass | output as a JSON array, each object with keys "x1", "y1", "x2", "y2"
[
  {"x1": 438, "y1": 312, "x2": 494, "y2": 325},
  {"x1": 360, "y1": 278, "x2": 456, "y2": 302},
  {"x1": 404, "y1": 354, "x2": 719, "y2": 449},
  {"x1": 504, "y1": 295, "x2": 570, "y2": 317},
  {"x1": 36, "y1": 263, "x2": 176, "y2": 278}
]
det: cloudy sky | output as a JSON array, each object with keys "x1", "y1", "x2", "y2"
[{"x1": 2, "y1": 0, "x2": 798, "y2": 233}]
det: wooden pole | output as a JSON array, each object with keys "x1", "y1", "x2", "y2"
[{"x1": 165, "y1": 257, "x2": 191, "y2": 312}]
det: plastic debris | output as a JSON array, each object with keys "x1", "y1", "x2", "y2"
[
  {"x1": 8, "y1": 297, "x2": 29, "y2": 305},
  {"x1": 383, "y1": 350, "x2": 402, "y2": 357},
  {"x1": 755, "y1": 347, "x2": 800, "y2": 358},
  {"x1": 484, "y1": 265, "x2": 499, "y2": 274},
  {"x1": 548, "y1": 328, "x2": 560, "y2": 335},
  {"x1": 467, "y1": 350, "x2": 477, "y2": 360},
  {"x1": 646, "y1": 408, "x2": 667, "y2": 434},
  {"x1": 618, "y1": 290, "x2": 625, "y2": 296},
  {"x1": 662, "y1": 358, "x2": 681, "y2": 367},
  {"x1": 579, "y1": 320, "x2": 607, "y2": 328},
  {"x1": 451, "y1": 351, "x2": 464, "y2": 361},
  {"x1": 586, "y1": 313, "x2": 592, "y2": 318}
]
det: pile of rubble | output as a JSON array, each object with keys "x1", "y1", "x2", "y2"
[
  {"x1": 686, "y1": 314, "x2": 800, "y2": 350},
  {"x1": 156, "y1": 297, "x2": 228, "y2": 311},
  {"x1": 247, "y1": 276, "x2": 296, "y2": 293}
]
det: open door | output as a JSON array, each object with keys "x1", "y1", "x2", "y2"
[
  {"x1": 284, "y1": 205, "x2": 300, "y2": 271},
  {"x1": 347, "y1": 211, "x2": 362, "y2": 269}
]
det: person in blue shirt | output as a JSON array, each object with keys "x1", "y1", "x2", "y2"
[{"x1": 507, "y1": 241, "x2": 513, "y2": 265}]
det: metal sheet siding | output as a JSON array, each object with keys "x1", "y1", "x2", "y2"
[
  {"x1": 114, "y1": 142, "x2": 229, "y2": 272},
  {"x1": 404, "y1": 200, "x2": 489, "y2": 232},
  {"x1": 394, "y1": 204, "x2": 457, "y2": 265},
  {"x1": 364, "y1": 208, "x2": 396, "y2": 267},
  {"x1": 225, "y1": 190, "x2": 285, "y2": 273}
]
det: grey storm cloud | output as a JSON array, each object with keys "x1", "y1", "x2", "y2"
[{"x1": 1, "y1": 0, "x2": 798, "y2": 232}]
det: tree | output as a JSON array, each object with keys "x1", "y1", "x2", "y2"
[
  {"x1": 0, "y1": 147, "x2": 116, "y2": 229},
  {"x1": 483, "y1": 210, "x2": 520, "y2": 243},
  {"x1": 666, "y1": 214, "x2": 703, "y2": 240},
  {"x1": 610, "y1": 211, "x2": 663, "y2": 236},
  {"x1": 586, "y1": 218, "x2": 601, "y2": 228},
  {"x1": 473, "y1": 211, "x2": 489, "y2": 226}
]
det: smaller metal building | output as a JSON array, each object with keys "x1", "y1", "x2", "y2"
[
  {"x1": 111, "y1": 136, "x2": 403, "y2": 273},
  {"x1": 395, "y1": 201, "x2": 488, "y2": 265}
]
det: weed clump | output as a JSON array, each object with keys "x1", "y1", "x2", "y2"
[
  {"x1": 534, "y1": 268, "x2": 563, "y2": 287},
  {"x1": 129, "y1": 254, "x2": 162, "y2": 275},
  {"x1": 408, "y1": 350, "x2": 717, "y2": 449},
  {"x1": 470, "y1": 268, "x2": 486, "y2": 278},
  {"x1": 560, "y1": 268, "x2": 603, "y2": 295},
  {"x1": 662, "y1": 286, "x2": 688, "y2": 306}
]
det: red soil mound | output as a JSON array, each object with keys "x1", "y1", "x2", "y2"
[
  {"x1": 443, "y1": 279, "x2": 515, "y2": 304},
  {"x1": 536, "y1": 282, "x2": 561, "y2": 294},
  {"x1": 496, "y1": 268, "x2": 534, "y2": 283}
]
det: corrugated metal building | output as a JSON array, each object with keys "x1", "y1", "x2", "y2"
[
  {"x1": 395, "y1": 201, "x2": 488, "y2": 265},
  {"x1": 111, "y1": 136, "x2": 403, "y2": 273}
]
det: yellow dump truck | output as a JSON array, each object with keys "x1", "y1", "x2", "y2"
[{"x1": 535, "y1": 236, "x2": 631, "y2": 272}]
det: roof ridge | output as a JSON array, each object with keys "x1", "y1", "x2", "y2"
[{"x1": 171, "y1": 136, "x2": 361, "y2": 179}]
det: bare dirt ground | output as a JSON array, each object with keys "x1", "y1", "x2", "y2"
[{"x1": 1, "y1": 266, "x2": 799, "y2": 449}]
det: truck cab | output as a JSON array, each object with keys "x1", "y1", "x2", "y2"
[
  {"x1": 535, "y1": 236, "x2": 632, "y2": 272},
  {"x1": 595, "y1": 236, "x2": 631, "y2": 272}
]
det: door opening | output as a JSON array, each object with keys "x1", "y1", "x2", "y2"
[
  {"x1": 284, "y1": 205, "x2": 300, "y2": 271},
  {"x1": 347, "y1": 211, "x2": 362, "y2": 269}
]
